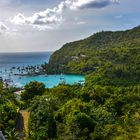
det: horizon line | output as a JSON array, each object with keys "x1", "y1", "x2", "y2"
[{"x1": 0, "y1": 51, "x2": 54, "y2": 53}]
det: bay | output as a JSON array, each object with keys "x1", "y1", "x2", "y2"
[{"x1": 0, "y1": 52, "x2": 85, "y2": 88}]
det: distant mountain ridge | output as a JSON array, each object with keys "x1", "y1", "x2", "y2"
[{"x1": 46, "y1": 26, "x2": 140, "y2": 80}]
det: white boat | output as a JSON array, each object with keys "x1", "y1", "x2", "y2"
[{"x1": 60, "y1": 74, "x2": 66, "y2": 84}]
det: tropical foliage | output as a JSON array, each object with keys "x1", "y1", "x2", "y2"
[
  {"x1": 0, "y1": 82, "x2": 20, "y2": 138},
  {"x1": 1, "y1": 26, "x2": 140, "y2": 140},
  {"x1": 27, "y1": 26, "x2": 140, "y2": 139}
]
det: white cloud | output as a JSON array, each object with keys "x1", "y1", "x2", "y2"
[
  {"x1": 10, "y1": 0, "x2": 118, "y2": 30},
  {"x1": 0, "y1": 0, "x2": 11, "y2": 5},
  {"x1": 74, "y1": 17, "x2": 86, "y2": 25},
  {"x1": 11, "y1": 8, "x2": 64, "y2": 30},
  {"x1": 0, "y1": 22, "x2": 19, "y2": 36},
  {"x1": 0, "y1": 22, "x2": 8, "y2": 31},
  {"x1": 76, "y1": 21, "x2": 86, "y2": 25}
]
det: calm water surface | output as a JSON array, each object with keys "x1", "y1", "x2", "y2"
[{"x1": 0, "y1": 52, "x2": 85, "y2": 88}]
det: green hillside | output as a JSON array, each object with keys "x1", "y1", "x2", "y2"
[
  {"x1": 1, "y1": 26, "x2": 140, "y2": 140},
  {"x1": 46, "y1": 26, "x2": 140, "y2": 86},
  {"x1": 27, "y1": 26, "x2": 140, "y2": 140},
  {"x1": 48, "y1": 26, "x2": 140, "y2": 73}
]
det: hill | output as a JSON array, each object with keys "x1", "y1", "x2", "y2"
[
  {"x1": 19, "y1": 25, "x2": 140, "y2": 139},
  {"x1": 46, "y1": 26, "x2": 140, "y2": 86}
]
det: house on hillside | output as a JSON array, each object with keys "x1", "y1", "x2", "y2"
[{"x1": 14, "y1": 90, "x2": 24, "y2": 100}]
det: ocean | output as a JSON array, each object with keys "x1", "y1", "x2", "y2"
[
  {"x1": 0, "y1": 52, "x2": 85, "y2": 88},
  {"x1": 0, "y1": 52, "x2": 51, "y2": 68}
]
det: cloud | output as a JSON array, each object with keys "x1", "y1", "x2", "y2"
[
  {"x1": 0, "y1": 0, "x2": 10, "y2": 5},
  {"x1": 11, "y1": 8, "x2": 64, "y2": 30},
  {"x1": 74, "y1": 17, "x2": 86, "y2": 25},
  {"x1": 76, "y1": 21, "x2": 86, "y2": 25},
  {"x1": 10, "y1": 0, "x2": 118, "y2": 30},
  {"x1": 0, "y1": 22, "x2": 8, "y2": 31},
  {"x1": 70, "y1": 0, "x2": 119, "y2": 10}
]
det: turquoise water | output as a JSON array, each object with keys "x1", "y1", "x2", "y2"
[
  {"x1": 0, "y1": 52, "x2": 85, "y2": 88},
  {"x1": 12, "y1": 74, "x2": 85, "y2": 88}
]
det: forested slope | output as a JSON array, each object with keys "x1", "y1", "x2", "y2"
[
  {"x1": 25, "y1": 26, "x2": 140, "y2": 140},
  {"x1": 46, "y1": 26, "x2": 140, "y2": 86},
  {"x1": 2, "y1": 26, "x2": 140, "y2": 140}
]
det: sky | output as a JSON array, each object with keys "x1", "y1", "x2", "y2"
[{"x1": 0, "y1": 0, "x2": 140, "y2": 52}]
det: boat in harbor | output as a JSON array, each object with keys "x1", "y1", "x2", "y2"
[
  {"x1": 60, "y1": 74, "x2": 66, "y2": 84},
  {"x1": 79, "y1": 80, "x2": 85, "y2": 85}
]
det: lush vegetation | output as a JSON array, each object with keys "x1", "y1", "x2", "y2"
[
  {"x1": 0, "y1": 82, "x2": 20, "y2": 139},
  {"x1": 27, "y1": 83, "x2": 140, "y2": 140},
  {"x1": 1, "y1": 26, "x2": 140, "y2": 139},
  {"x1": 27, "y1": 26, "x2": 140, "y2": 139},
  {"x1": 47, "y1": 26, "x2": 140, "y2": 83},
  {"x1": 21, "y1": 81, "x2": 45, "y2": 102}
]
